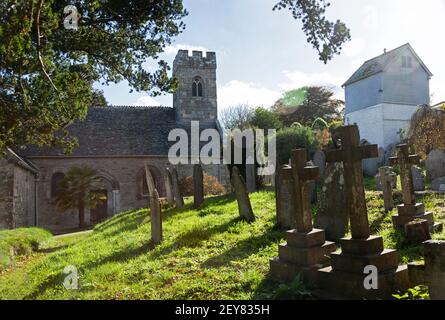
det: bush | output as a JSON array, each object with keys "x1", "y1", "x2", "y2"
[
  {"x1": 180, "y1": 173, "x2": 226, "y2": 197},
  {"x1": 0, "y1": 228, "x2": 52, "y2": 271},
  {"x1": 274, "y1": 126, "x2": 319, "y2": 164},
  {"x1": 251, "y1": 107, "x2": 283, "y2": 130}
]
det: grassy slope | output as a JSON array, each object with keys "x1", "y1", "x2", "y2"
[{"x1": 0, "y1": 187, "x2": 444, "y2": 300}]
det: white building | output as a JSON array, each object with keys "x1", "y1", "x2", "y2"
[{"x1": 343, "y1": 43, "x2": 432, "y2": 150}]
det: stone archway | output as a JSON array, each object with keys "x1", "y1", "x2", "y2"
[
  {"x1": 138, "y1": 166, "x2": 165, "y2": 197},
  {"x1": 95, "y1": 170, "x2": 120, "y2": 217}
]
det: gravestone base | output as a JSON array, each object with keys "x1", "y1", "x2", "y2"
[
  {"x1": 392, "y1": 203, "x2": 443, "y2": 234},
  {"x1": 270, "y1": 229, "x2": 336, "y2": 282},
  {"x1": 315, "y1": 236, "x2": 411, "y2": 299}
]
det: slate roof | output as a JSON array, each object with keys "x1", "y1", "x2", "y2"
[
  {"x1": 19, "y1": 106, "x2": 218, "y2": 157},
  {"x1": 343, "y1": 43, "x2": 433, "y2": 87}
]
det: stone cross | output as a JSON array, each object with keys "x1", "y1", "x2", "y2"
[
  {"x1": 378, "y1": 166, "x2": 396, "y2": 212},
  {"x1": 326, "y1": 125, "x2": 378, "y2": 239},
  {"x1": 231, "y1": 166, "x2": 256, "y2": 222},
  {"x1": 279, "y1": 149, "x2": 319, "y2": 233},
  {"x1": 193, "y1": 163, "x2": 204, "y2": 208},
  {"x1": 169, "y1": 167, "x2": 184, "y2": 209},
  {"x1": 149, "y1": 189, "x2": 162, "y2": 245},
  {"x1": 389, "y1": 144, "x2": 420, "y2": 206}
]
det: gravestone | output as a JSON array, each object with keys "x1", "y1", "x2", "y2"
[
  {"x1": 377, "y1": 166, "x2": 395, "y2": 212},
  {"x1": 149, "y1": 189, "x2": 162, "y2": 245},
  {"x1": 316, "y1": 125, "x2": 411, "y2": 300},
  {"x1": 164, "y1": 168, "x2": 175, "y2": 206},
  {"x1": 276, "y1": 165, "x2": 296, "y2": 229},
  {"x1": 362, "y1": 146, "x2": 385, "y2": 176},
  {"x1": 193, "y1": 164, "x2": 204, "y2": 209},
  {"x1": 425, "y1": 149, "x2": 445, "y2": 180},
  {"x1": 270, "y1": 149, "x2": 336, "y2": 282},
  {"x1": 245, "y1": 164, "x2": 256, "y2": 193},
  {"x1": 411, "y1": 166, "x2": 425, "y2": 191},
  {"x1": 169, "y1": 168, "x2": 184, "y2": 209},
  {"x1": 375, "y1": 167, "x2": 397, "y2": 191},
  {"x1": 312, "y1": 150, "x2": 326, "y2": 177},
  {"x1": 432, "y1": 177, "x2": 445, "y2": 192},
  {"x1": 390, "y1": 144, "x2": 442, "y2": 233},
  {"x1": 231, "y1": 167, "x2": 255, "y2": 222},
  {"x1": 404, "y1": 219, "x2": 430, "y2": 245},
  {"x1": 408, "y1": 240, "x2": 445, "y2": 300},
  {"x1": 144, "y1": 163, "x2": 156, "y2": 197},
  {"x1": 314, "y1": 162, "x2": 348, "y2": 241}
]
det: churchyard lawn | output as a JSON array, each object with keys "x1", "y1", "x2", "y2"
[{"x1": 0, "y1": 187, "x2": 444, "y2": 300}]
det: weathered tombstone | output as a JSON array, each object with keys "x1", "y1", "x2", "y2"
[
  {"x1": 411, "y1": 166, "x2": 425, "y2": 191},
  {"x1": 275, "y1": 165, "x2": 296, "y2": 229},
  {"x1": 149, "y1": 189, "x2": 162, "y2": 245},
  {"x1": 390, "y1": 144, "x2": 442, "y2": 233},
  {"x1": 362, "y1": 146, "x2": 385, "y2": 176},
  {"x1": 144, "y1": 162, "x2": 156, "y2": 197},
  {"x1": 432, "y1": 177, "x2": 445, "y2": 192},
  {"x1": 425, "y1": 149, "x2": 445, "y2": 180},
  {"x1": 231, "y1": 167, "x2": 255, "y2": 222},
  {"x1": 270, "y1": 149, "x2": 336, "y2": 282},
  {"x1": 404, "y1": 219, "x2": 431, "y2": 245},
  {"x1": 408, "y1": 240, "x2": 445, "y2": 300},
  {"x1": 375, "y1": 167, "x2": 397, "y2": 191},
  {"x1": 316, "y1": 125, "x2": 411, "y2": 299},
  {"x1": 193, "y1": 163, "x2": 204, "y2": 209},
  {"x1": 314, "y1": 162, "x2": 348, "y2": 241},
  {"x1": 169, "y1": 168, "x2": 184, "y2": 209},
  {"x1": 306, "y1": 160, "x2": 318, "y2": 203},
  {"x1": 245, "y1": 163, "x2": 256, "y2": 193},
  {"x1": 312, "y1": 150, "x2": 326, "y2": 177},
  {"x1": 378, "y1": 166, "x2": 395, "y2": 212},
  {"x1": 164, "y1": 168, "x2": 175, "y2": 206}
]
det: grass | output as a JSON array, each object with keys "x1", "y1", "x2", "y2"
[
  {"x1": 0, "y1": 186, "x2": 444, "y2": 300},
  {"x1": 0, "y1": 228, "x2": 52, "y2": 272}
]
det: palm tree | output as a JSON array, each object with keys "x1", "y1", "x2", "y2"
[{"x1": 55, "y1": 166, "x2": 106, "y2": 229}]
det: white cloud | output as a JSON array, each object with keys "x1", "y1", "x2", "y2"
[
  {"x1": 218, "y1": 80, "x2": 281, "y2": 110},
  {"x1": 164, "y1": 44, "x2": 211, "y2": 56},
  {"x1": 363, "y1": 5, "x2": 379, "y2": 30},
  {"x1": 132, "y1": 96, "x2": 162, "y2": 106},
  {"x1": 343, "y1": 38, "x2": 366, "y2": 58},
  {"x1": 279, "y1": 71, "x2": 344, "y2": 99}
]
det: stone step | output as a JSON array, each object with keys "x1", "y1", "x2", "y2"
[
  {"x1": 340, "y1": 236, "x2": 384, "y2": 256},
  {"x1": 316, "y1": 265, "x2": 411, "y2": 300},
  {"x1": 397, "y1": 203, "x2": 425, "y2": 216},
  {"x1": 330, "y1": 249, "x2": 399, "y2": 274},
  {"x1": 286, "y1": 228, "x2": 326, "y2": 248},
  {"x1": 392, "y1": 211, "x2": 434, "y2": 230},
  {"x1": 278, "y1": 242, "x2": 336, "y2": 266},
  {"x1": 269, "y1": 257, "x2": 321, "y2": 282}
]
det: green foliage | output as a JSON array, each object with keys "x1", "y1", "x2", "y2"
[
  {"x1": 251, "y1": 107, "x2": 283, "y2": 131},
  {"x1": 274, "y1": 126, "x2": 319, "y2": 164},
  {"x1": 273, "y1": 0, "x2": 351, "y2": 63},
  {"x1": 281, "y1": 88, "x2": 308, "y2": 107},
  {"x1": 311, "y1": 117, "x2": 328, "y2": 130},
  {"x1": 0, "y1": 228, "x2": 52, "y2": 271},
  {"x1": 272, "y1": 275, "x2": 311, "y2": 299},
  {"x1": 55, "y1": 166, "x2": 106, "y2": 228},
  {"x1": 393, "y1": 286, "x2": 429, "y2": 300},
  {"x1": 0, "y1": 0, "x2": 187, "y2": 152}
]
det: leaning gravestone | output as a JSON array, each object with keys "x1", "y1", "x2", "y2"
[
  {"x1": 169, "y1": 168, "x2": 184, "y2": 209},
  {"x1": 408, "y1": 240, "x2": 445, "y2": 300},
  {"x1": 426, "y1": 149, "x2": 445, "y2": 180},
  {"x1": 377, "y1": 166, "x2": 396, "y2": 212},
  {"x1": 231, "y1": 167, "x2": 255, "y2": 222},
  {"x1": 193, "y1": 163, "x2": 204, "y2": 209},
  {"x1": 314, "y1": 162, "x2": 348, "y2": 241},
  {"x1": 411, "y1": 166, "x2": 425, "y2": 191},
  {"x1": 164, "y1": 168, "x2": 175, "y2": 206},
  {"x1": 149, "y1": 189, "x2": 162, "y2": 245},
  {"x1": 312, "y1": 150, "x2": 326, "y2": 177},
  {"x1": 270, "y1": 149, "x2": 336, "y2": 282},
  {"x1": 316, "y1": 125, "x2": 411, "y2": 300},
  {"x1": 390, "y1": 144, "x2": 442, "y2": 233},
  {"x1": 144, "y1": 163, "x2": 156, "y2": 197}
]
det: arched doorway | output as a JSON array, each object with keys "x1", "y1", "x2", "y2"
[{"x1": 91, "y1": 189, "x2": 108, "y2": 223}]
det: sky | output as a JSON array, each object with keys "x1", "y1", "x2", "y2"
[{"x1": 98, "y1": 0, "x2": 445, "y2": 111}]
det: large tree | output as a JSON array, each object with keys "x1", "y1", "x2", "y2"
[
  {"x1": 274, "y1": 86, "x2": 343, "y2": 127},
  {"x1": 0, "y1": 0, "x2": 187, "y2": 153}
]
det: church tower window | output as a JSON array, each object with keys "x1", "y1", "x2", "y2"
[{"x1": 192, "y1": 77, "x2": 203, "y2": 97}]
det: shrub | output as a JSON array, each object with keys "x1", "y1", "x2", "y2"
[
  {"x1": 274, "y1": 126, "x2": 319, "y2": 164},
  {"x1": 180, "y1": 173, "x2": 226, "y2": 197},
  {"x1": 0, "y1": 228, "x2": 52, "y2": 271},
  {"x1": 251, "y1": 107, "x2": 283, "y2": 130}
]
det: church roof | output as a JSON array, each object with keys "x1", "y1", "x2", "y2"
[
  {"x1": 19, "y1": 106, "x2": 217, "y2": 157},
  {"x1": 343, "y1": 43, "x2": 433, "y2": 87}
]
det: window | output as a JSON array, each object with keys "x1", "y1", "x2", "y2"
[
  {"x1": 192, "y1": 77, "x2": 203, "y2": 97},
  {"x1": 402, "y1": 56, "x2": 412, "y2": 68},
  {"x1": 51, "y1": 172, "x2": 65, "y2": 198}
]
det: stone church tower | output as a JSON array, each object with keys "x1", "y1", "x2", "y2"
[{"x1": 173, "y1": 50, "x2": 217, "y2": 124}]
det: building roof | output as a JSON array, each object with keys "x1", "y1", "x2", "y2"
[
  {"x1": 343, "y1": 43, "x2": 433, "y2": 87},
  {"x1": 5, "y1": 148, "x2": 39, "y2": 174},
  {"x1": 19, "y1": 106, "x2": 218, "y2": 157}
]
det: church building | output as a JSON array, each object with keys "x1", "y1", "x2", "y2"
[
  {"x1": 343, "y1": 43, "x2": 432, "y2": 150},
  {"x1": 0, "y1": 50, "x2": 230, "y2": 233}
]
